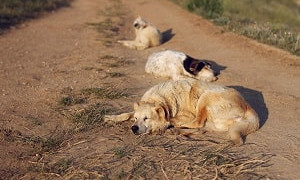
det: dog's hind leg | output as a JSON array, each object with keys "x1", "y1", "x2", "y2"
[
  {"x1": 104, "y1": 112, "x2": 134, "y2": 123},
  {"x1": 134, "y1": 40, "x2": 150, "y2": 50}
]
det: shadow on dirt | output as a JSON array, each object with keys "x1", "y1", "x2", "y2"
[
  {"x1": 200, "y1": 59, "x2": 227, "y2": 76},
  {"x1": 161, "y1": 28, "x2": 175, "y2": 44},
  {"x1": 229, "y1": 86, "x2": 268, "y2": 128}
]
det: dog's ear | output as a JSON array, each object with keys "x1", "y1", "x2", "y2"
[
  {"x1": 189, "y1": 63, "x2": 198, "y2": 72},
  {"x1": 133, "y1": 102, "x2": 140, "y2": 111},
  {"x1": 154, "y1": 104, "x2": 170, "y2": 121},
  {"x1": 190, "y1": 62, "x2": 206, "y2": 72}
]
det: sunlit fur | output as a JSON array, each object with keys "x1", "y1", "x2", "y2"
[
  {"x1": 118, "y1": 16, "x2": 162, "y2": 50},
  {"x1": 105, "y1": 79, "x2": 259, "y2": 145}
]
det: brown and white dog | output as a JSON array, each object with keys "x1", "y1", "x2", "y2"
[
  {"x1": 145, "y1": 50, "x2": 217, "y2": 82},
  {"x1": 105, "y1": 79, "x2": 259, "y2": 145},
  {"x1": 118, "y1": 16, "x2": 162, "y2": 50}
]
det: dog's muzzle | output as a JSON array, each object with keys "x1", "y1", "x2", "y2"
[{"x1": 131, "y1": 125, "x2": 139, "y2": 135}]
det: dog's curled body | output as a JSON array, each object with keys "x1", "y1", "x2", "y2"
[
  {"x1": 132, "y1": 79, "x2": 259, "y2": 144},
  {"x1": 145, "y1": 50, "x2": 217, "y2": 82},
  {"x1": 118, "y1": 16, "x2": 162, "y2": 50}
]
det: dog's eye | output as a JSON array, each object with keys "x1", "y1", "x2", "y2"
[{"x1": 143, "y1": 117, "x2": 148, "y2": 121}]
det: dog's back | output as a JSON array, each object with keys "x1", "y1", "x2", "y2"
[
  {"x1": 140, "y1": 79, "x2": 259, "y2": 144},
  {"x1": 145, "y1": 50, "x2": 186, "y2": 79},
  {"x1": 145, "y1": 50, "x2": 216, "y2": 81}
]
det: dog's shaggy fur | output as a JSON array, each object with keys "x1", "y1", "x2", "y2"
[
  {"x1": 145, "y1": 50, "x2": 217, "y2": 82},
  {"x1": 105, "y1": 79, "x2": 259, "y2": 145},
  {"x1": 118, "y1": 16, "x2": 162, "y2": 50}
]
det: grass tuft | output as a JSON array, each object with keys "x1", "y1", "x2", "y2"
[
  {"x1": 1, "y1": 128, "x2": 67, "y2": 153},
  {"x1": 70, "y1": 103, "x2": 112, "y2": 131},
  {"x1": 59, "y1": 95, "x2": 86, "y2": 106},
  {"x1": 81, "y1": 87, "x2": 127, "y2": 99},
  {"x1": 98, "y1": 55, "x2": 135, "y2": 68},
  {"x1": 107, "y1": 72, "x2": 125, "y2": 78}
]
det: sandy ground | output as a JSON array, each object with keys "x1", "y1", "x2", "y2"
[{"x1": 0, "y1": 0, "x2": 299, "y2": 179}]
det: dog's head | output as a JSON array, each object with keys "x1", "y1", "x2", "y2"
[
  {"x1": 193, "y1": 62, "x2": 217, "y2": 82},
  {"x1": 184, "y1": 56, "x2": 217, "y2": 82},
  {"x1": 133, "y1": 16, "x2": 148, "y2": 29},
  {"x1": 131, "y1": 102, "x2": 170, "y2": 135}
]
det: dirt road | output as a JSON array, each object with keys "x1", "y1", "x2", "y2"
[{"x1": 0, "y1": 0, "x2": 299, "y2": 179}]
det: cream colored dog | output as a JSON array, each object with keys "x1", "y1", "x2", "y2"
[
  {"x1": 118, "y1": 16, "x2": 162, "y2": 50},
  {"x1": 145, "y1": 50, "x2": 217, "y2": 82},
  {"x1": 105, "y1": 79, "x2": 259, "y2": 145}
]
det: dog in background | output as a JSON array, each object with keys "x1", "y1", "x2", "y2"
[
  {"x1": 105, "y1": 79, "x2": 259, "y2": 145},
  {"x1": 118, "y1": 16, "x2": 162, "y2": 50},
  {"x1": 145, "y1": 50, "x2": 217, "y2": 82}
]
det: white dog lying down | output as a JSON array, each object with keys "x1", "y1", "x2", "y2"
[
  {"x1": 145, "y1": 50, "x2": 217, "y2": 82},
  {"x1": 105, "y1": 79, "x2": 259, "y2": 145},
  {"x1": 118, "y1": 16, "x2": 162, "y2": 50}
]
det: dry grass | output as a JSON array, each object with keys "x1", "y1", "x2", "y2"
[
  {"x1": 97, "y1": 55, "x2": 135, "y2": 68},
  {"x1": 56, "y1": 85, "x2": 129, "y2": 132},
  {"x1": 0, "y1": 128, "x2": 69, "y2": 153},
  {"x1": 60, "y1": 135, "x2": 271, "y2": 179},
  {"x1": 81, "y1": 87, "x2": 128, "y2": 99},
  {"x1": 70, "y1": 103, "x2": 113, "y2": 131}
]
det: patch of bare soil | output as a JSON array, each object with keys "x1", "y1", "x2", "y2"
[{"x1": 0, "y1": 0, "x2": 299, "y2": 179}]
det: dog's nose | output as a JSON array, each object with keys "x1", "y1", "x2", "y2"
[{"x1": 131, "y1": 125, "x2": 139, "y2": 134}]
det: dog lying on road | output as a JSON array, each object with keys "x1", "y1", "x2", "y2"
[
  {"x1": 118, "y1": 16, "x2": 162, "y2": 50},
  {"x1": 145, "y1": 50, "x2": 217, "y2": 82},
  {"x1": 105, "y1": 79, "x2": 259, "y2": 145}
]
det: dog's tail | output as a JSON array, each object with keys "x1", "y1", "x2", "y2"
[
  {"x1": 104, "y1": 112, "x2": 134, "y2": 123},
  {"x1": 242, "y1": 105, "x2": 260, "y2": 135},
  {"x1": 228, "y1": 104, "x2": 260, "y2": 145}
]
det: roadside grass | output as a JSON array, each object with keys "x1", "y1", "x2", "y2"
[
  {"x1": 63, "y1": 135, "x2": 272, "y2": 179},
  {"x1": 170, "y1": 0, "x2": 300, "y2": 56},
  {"x1": 0, "y1": 0, "x2": 72, "y2": 33}
]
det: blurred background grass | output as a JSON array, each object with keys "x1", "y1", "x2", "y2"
[
  {"x1": 171, "y1": 0, "x2": 300, "y2": 56},
  {"x1": 0, "y1": 0, "x2": 72, "y2": 33}
]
